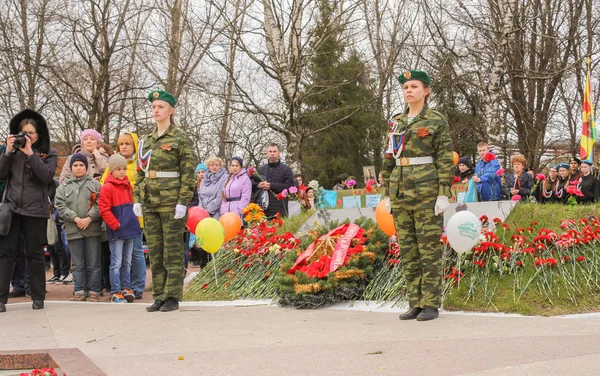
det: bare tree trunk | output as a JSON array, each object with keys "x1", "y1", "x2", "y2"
[
  {"x1": 485, "y1": 0, "x2": 516, "y2": 137},
  {"x1": 218, "y1": 0, "x2": 245, "y2": 159}
]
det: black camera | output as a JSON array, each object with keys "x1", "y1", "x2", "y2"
[{"x1": 12, "y1": 132, "x2": 29, "y2": 150}]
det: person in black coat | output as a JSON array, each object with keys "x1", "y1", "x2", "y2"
[
  {"x1": 0, "y1": 110, "x2": 58, "y2": 312},
  {"x1": 576, "y1": 160, "x2": 600, "y2": 204},
  {"x1": 504, "y1": 154, "x2": 534, "y2": 202},
  {"x1": 252, "y1": 143, "x2": 295, "y2": 218}
]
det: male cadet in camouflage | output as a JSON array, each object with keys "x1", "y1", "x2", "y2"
[
  {"x1": 381, "y1": 70, "x2": 454, "y2": 321},
  {"x1": 133, "y1": 90, "x2": 196, "y2": 313}
]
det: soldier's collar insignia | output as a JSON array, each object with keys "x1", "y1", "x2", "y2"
[
  {"x1": 161, "y1": 143, "x2": 172, "y2": 151},
  {"x1": 403, "y1": 71, "x2": 411, "y2": 80},
  {"x1": 153, "y1": 91, "x2": 160, "y2": 99},
  {"x1": 423, "y1": 114, "x2": 429, "y2": 119}
]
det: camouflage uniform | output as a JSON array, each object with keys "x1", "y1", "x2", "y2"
[
  {"x1": 381, "y1": 106, "x2": 454, "y2": 309},
  {"x1": 134, "y1": 124, "x2": 195, "y2": 301}
]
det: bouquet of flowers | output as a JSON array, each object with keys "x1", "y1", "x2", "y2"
[{"x1": 242, "y1": 203, "x2": 265, "y2": 224}]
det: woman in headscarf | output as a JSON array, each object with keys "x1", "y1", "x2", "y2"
[{"x1": 0, "y1": 110, "x2": 58, "y2": 312}]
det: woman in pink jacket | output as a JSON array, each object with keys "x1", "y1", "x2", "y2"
[{"x1": 220, "y1": 157, "x2": 252, "y2": 218}]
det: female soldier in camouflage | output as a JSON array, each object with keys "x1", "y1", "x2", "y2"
[
  {"x1": 381, "y1": 70, "x2": 454, "y2": 321},
  {"x1": 133, "y1": 90, "x2": 195, "y2": 312}
]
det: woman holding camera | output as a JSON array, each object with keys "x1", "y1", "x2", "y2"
[{"x1": 0, "y1": 110, "x2": 58, "y2": 312}]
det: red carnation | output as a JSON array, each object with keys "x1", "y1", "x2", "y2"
[
  {"x1": 453, "y1": 176, "x2": 460, "y2": 183},
  {"x1": 483, "y1": 152, "x2": 496, "y2": 162}
]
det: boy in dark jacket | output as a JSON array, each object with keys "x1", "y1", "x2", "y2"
[{"x1": 99, "y1": 154, "x2": 141, "y2": 303}]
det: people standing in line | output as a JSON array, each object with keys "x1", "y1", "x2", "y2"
[
  {"x1": 381, "y1": 70, "x2": 453, "y2": 321},
  {"x1": 569, "y1": 157, "x2": 583, "y2": 183},
  {"x1": 54, "y1": 153, "x2": 103, "y2": 302},
  {"x1": 253, "y1": 143, "x2": 295, "y2": 218},
  {"x1": 46, "y1": 178, "x2": 71, "y2": 284},
  {"x1": 504, "y1": 154, "x2": 534, "y2": 201},
  {"x1": 472, "y1": 142, "x2": 502, "y2": 201},
  {"x1": 100, "y1": 132, "x2": 146, "y2": 299},
  {"x1": 189, "y1": 163, "x2": 208, "y2": 268},
  {"x1": 333, "y1": 174, "x2": 348, "y2": 191},
  {"x1": 220, "y1": 157, "x2": 252, "y2": 218},
  {"x1": 576, "y1": 160, "x2": 600, "y2": 204},
  {"x1": 535, "y1": 164, "x2": 559, "y2": 204},
  {"x1": 450, "y1": 156, "x2": 477, "y2": 204},
  {"x1": 555, "y1": 163, "x2": 571, "y2": 204},
  {"x1": 59, "y1": 129, "x2": 108, "y2": 184},
  {"x1": 99, "y1": 154, "x2": 142, "y2": 303},
  {"x1": 0, "y1": 110, "x2": 58, "y2": 313},
  {"x1": 198, "y1": 157, "x2": 228, "y2": 219},
  {"x1": 133, "y1": 90, "x2": 195, "y2": 313},
  {"x1": 191, "y1": 163, "x2": 208, "y2": 205}
]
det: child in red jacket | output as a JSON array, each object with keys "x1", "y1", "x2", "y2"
[{"x1": 99, "y1": 154, "x2": 142, "y2": 303}]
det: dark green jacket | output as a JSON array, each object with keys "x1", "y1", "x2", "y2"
[
  {"x1": 381, "y1": 106, "x2": 454, "y2": 211},
  {"x1": 134, "y1": 124, "x2": 196, "y2": 213}
]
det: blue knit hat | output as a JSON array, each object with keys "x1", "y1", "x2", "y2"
[
  {"x1": 70, "y1": 152, "x2": 88, "y2": 171},
  {"x1": 230, "y1": 156, "x2": 243, "y2": 167},
  {"x1": 195, "y1": 163, "x2": 208, "y2": 173}
]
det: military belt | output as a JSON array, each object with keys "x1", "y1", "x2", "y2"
[
  {"x1": 395, "y1": 156, "x2": 434, "y2": 166},
  {"x1": 145, "y1": 170, "x2": 180, "y2": 178}
]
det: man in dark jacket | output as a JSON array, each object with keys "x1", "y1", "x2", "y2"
[{"x1": 253, "y1": 143, "x2": 295, "y2": 218}]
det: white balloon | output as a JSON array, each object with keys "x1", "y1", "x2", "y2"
[{"x1": 446, "y1": 211, "x2": 481, "y2": 254}]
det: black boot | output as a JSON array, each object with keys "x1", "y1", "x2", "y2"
[
  {"x1": 32, "y1": 300, "x2": 44, "y2": 310},
  {"x1": 0, "y1": 302, "x2": 6, "y2": 313},
  {"x1": 399, "y1": 307, "x2": 422, "y2": 320},
  {"x1": 8, "y1": 288, "x2": 26, "y2": 298},
  {"x1": 160, "y1": 298, "x2": 179, "y2": 312},
  {"x1": 146, "y1": 300, "x2": 165, "y2": 312},
  {"x1": 416, "y1": 308, "x2": 439, "y2": 321}
]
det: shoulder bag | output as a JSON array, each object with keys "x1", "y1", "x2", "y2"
[{"x1": 0, "y1": 176, "x2": 13, "y2": 237}]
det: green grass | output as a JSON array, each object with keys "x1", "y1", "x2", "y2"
[
  {"x1": 443, "y1": 271, "x2": 600, "y2": 316},
  {"x1": 277, "y1": 209, "x2": 316, "y2": 236},
  {"x1": 503, "y1": 202, "x2": 598, "y2": 231},
  {"x1": 443, "y1": 203, "x2": 600, "y2": 315},
  {"x1": 185, "y1": 289, "x2": 236, "y2": 301}
]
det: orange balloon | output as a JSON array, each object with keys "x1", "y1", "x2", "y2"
[
  {"x1": 453, "y1": 151, "x2": 459, "y2": 166},
  {"x1": 219, "y1": 212, "x2": 243, "y2": 242},
  {"x1": 375, "y1": 200, "x2": 396, "y2": 237}
]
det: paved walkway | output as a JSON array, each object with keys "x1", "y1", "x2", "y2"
[{"x1": 2, "y1": 300, "x2": 600, "y2": 375}]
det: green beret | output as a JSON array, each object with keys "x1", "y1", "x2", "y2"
[
  {"x1": 557, "y1": 163, "x2": 569, "y2": 170},
  {"x1": 398, "y1": 70, "x2": 431, "y2": 86},
  {"x1": 148, "y1": 90, "x2": 177, "y2": 107},
  {"x1": 548, "y1": 164, "x2": 557, "y2": 170},
  {"x1": 581, "y1": 159, "x2": 593, "y2": 166}
]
